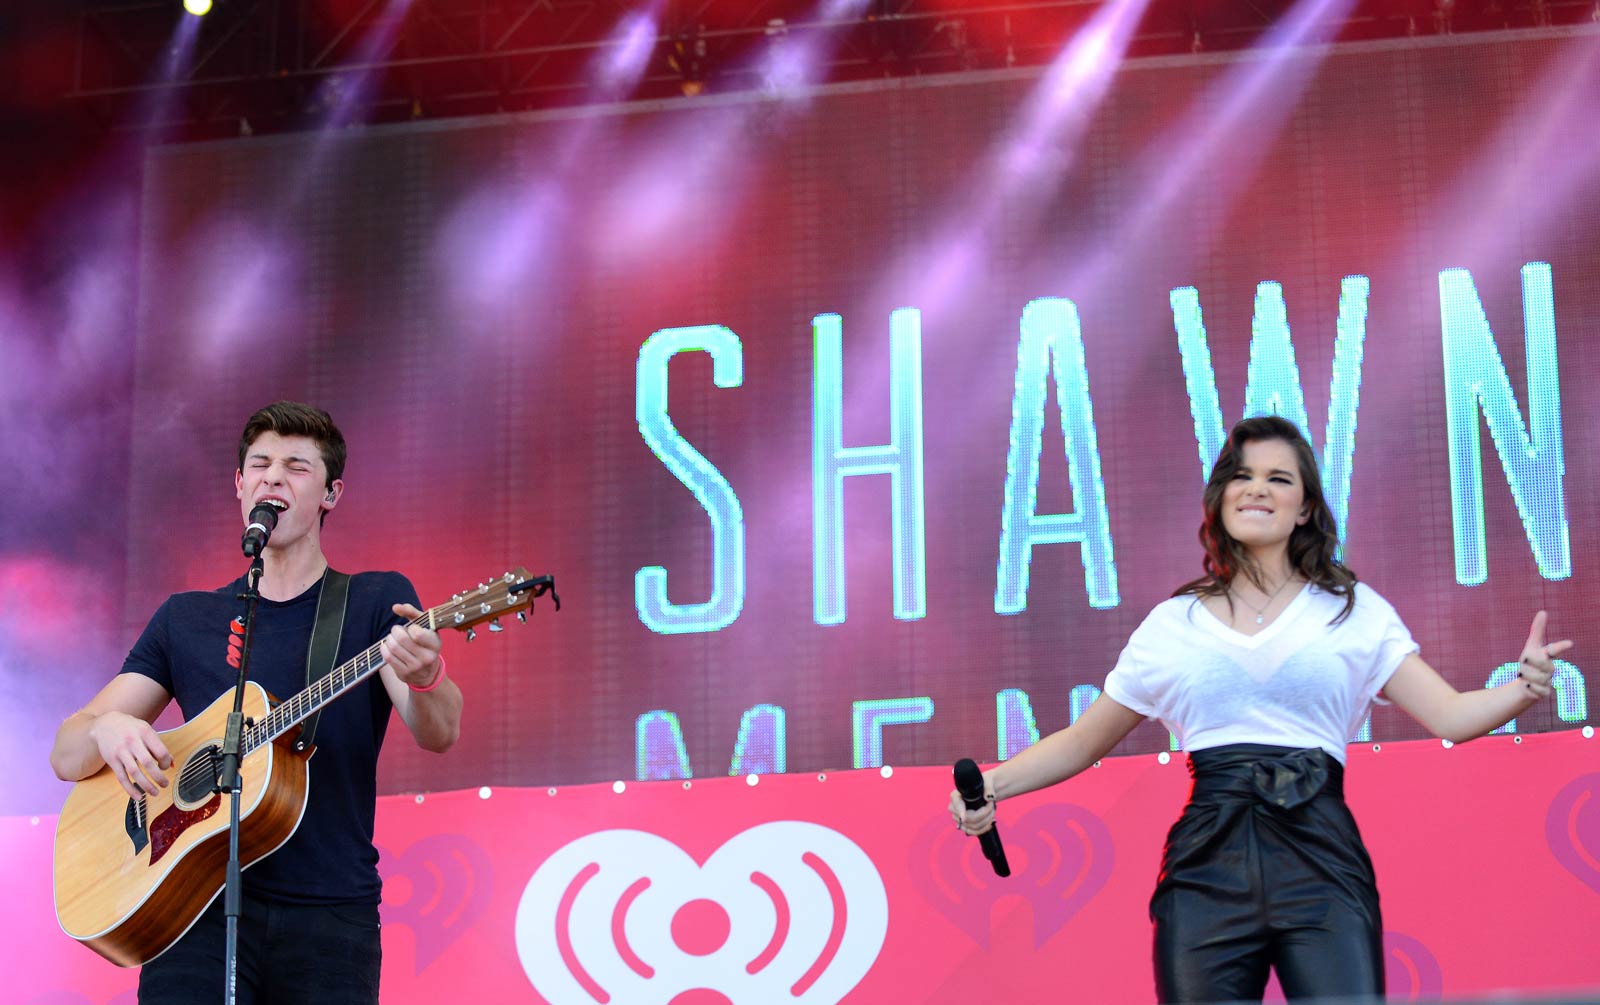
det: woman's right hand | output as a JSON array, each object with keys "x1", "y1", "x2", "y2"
[{"x1": 948, "y1": 772, "x2": 998, "y2": 837}]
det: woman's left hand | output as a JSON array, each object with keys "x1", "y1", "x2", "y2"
[{"x1": 1516, "y1": 610, "x2": 1573, "y2": 700}]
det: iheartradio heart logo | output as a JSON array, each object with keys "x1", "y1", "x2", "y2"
[
  {"x1": 378, "y1": 833, "x2": 495, "y2": 973},
  {"x1": 1546, "y1": 772, "x2": 1600, "y2": 898},
  {"x1": 1383, "y1": 931, "x2": 1443, "y2": 998},
  {"x1": 908, "y1": 802, "x2": 1115, "y2": 949},
  {"x1": 514, "y1": 822, "x2": 888, "y2": 1005}
]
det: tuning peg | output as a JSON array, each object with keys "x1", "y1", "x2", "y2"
[
  {"x1": 466, "y1": 627, "x2": 478, "y2": 642},
  {"x1": 517, "y1": 611, "x2": 528, "y2": 624},
  {"x1": 488, "y1": 618, "x2": 503, "y2": 633}
]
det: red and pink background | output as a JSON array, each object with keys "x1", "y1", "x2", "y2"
[{"x1": 3, "y1": 10, "x2": 1598, "y2": 1003}]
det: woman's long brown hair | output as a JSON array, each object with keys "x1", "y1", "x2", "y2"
[{"x1": 1174, "y1": 415, "x2": 1358, "y2": 624}]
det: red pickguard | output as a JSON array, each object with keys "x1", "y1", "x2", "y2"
[{"x1": 148, "y1": 794, "x2": 222, "y2": 866}]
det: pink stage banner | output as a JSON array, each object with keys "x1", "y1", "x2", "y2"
[{"x1": 9, "y1": 731, "x2": 1599, "y2": 1004}]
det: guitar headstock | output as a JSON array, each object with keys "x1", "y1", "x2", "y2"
[{"x1": 429, "y1": 568, "x2": 560, "y2": 640}]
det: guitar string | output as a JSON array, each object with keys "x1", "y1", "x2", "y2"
[
  {"x1": 154, "y1": 621, "x2": 423, "y2": 814},
  {"x1": 242, "y1": 584, "x2": 520, "y2": 747},
  {"x1": 247, "y1": 608, "x2": 439, "y2": 748},
  {"x1": 145, "y1": 585, "x2": 522, "y2": 814},
  {"x1": 246, "y1": 610, "x2": 435, "y2": 749},
  {"x1": 150, "y1": 614, "x2": 430, "y2": 807}
]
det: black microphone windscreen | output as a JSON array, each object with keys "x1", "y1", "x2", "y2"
[
  {"x1": 953, "y1": 758, "x2": 983, "y2": 797},
  {"x1": 248, "y1": 503, "x2": 279, "y2": 530}
]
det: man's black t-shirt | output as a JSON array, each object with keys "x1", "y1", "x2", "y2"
[{"x1": 120, "y1": 570, "x2": 417, "y2": 906}]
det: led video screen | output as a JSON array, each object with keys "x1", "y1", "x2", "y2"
[{"x1": 122, "y1": 26, "x2": 1599, "y2": 795}]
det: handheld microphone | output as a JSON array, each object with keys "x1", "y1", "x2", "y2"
[
  {"x1": 241, "y1": 503, "x2": 279, "y2": 558},
  {"x1": 954, "y1": 757, "x2": 1010, "y2": 877}
]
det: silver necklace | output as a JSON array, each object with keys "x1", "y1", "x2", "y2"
[{"x1": 1233, "y1": 575, "x2": 1296, "y2": 625}]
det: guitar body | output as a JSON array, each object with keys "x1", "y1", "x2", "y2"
[
  {"x1": 53, "y1": 682, "x2": 312, "y2": 967},
  {"x1": 52, "y1": 566, "x2": 553, "y2": 967}
]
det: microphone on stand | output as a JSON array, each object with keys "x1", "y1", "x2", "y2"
[
  {"x1": 954, "y1": 757, "x2": 1010, "y2": 877},
  {"x1": 241, "y1": 503, "x2": 279, "y2": 558}
]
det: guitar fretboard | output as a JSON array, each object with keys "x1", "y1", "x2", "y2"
[{"x1": 242, "y1": 609, "x2": 437, "y2": 753}]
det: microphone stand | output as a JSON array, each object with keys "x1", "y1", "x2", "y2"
[{"x1": 215, "y1": 552, "x2": 264, "y2": 1005}]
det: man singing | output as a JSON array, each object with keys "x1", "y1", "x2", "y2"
[{"x1": 51, "y1": 401, "x2": 462, "y2": 1003}]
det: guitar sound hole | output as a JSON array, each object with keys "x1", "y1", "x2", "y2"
[{"x1": 177, "y1": 745, "x2": 223, "y2": 805}]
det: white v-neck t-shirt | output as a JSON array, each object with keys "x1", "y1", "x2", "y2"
[{"x1": 1102, "y1": 582, "x2": 1419, "y2": 764}]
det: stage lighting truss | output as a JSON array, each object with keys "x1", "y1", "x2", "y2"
[{"x1": 54, "y1": 0, "x2": 1600, "y2": 139}]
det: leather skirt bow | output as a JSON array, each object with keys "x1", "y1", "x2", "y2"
[{"x1": 1150, "y1": 744, "x2": 1384, "y2": 1003}]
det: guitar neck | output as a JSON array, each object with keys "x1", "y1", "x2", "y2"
[
  {"x1": 240, "y1": 568, "x2": 552, "y2": 752},
  {"x1": 244, "y1": 608, "x2": 437, "y2": 752}
]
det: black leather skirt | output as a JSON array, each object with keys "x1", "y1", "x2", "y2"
[{"x1": 1149, "y1": 744, "x2": 1384, "y2": 1003}]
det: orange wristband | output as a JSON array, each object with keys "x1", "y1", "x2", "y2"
[{"x1": 408, "y1": 655, "x2": 447, "y2": 693}]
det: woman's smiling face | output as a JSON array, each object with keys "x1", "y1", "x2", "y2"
[{"x1": 1219, "y1": 437, "x2": 1310, "y2": 554}]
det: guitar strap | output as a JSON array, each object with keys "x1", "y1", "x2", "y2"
[{"x1": 294, "y1": 568, "x2": 350, "y2": 753}]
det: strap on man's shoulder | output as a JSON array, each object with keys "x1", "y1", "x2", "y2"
[{"x1": 295, "y1": 568, "x2": 351, "y2": 752}]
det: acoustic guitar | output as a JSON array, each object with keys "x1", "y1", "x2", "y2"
[{"x1": 53, "y1": 568, "x2": 555, "y2": 967}]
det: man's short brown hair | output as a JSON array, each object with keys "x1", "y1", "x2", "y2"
[{"x1": 237, "y1": 401, "x2": 347, "y2": 489}]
